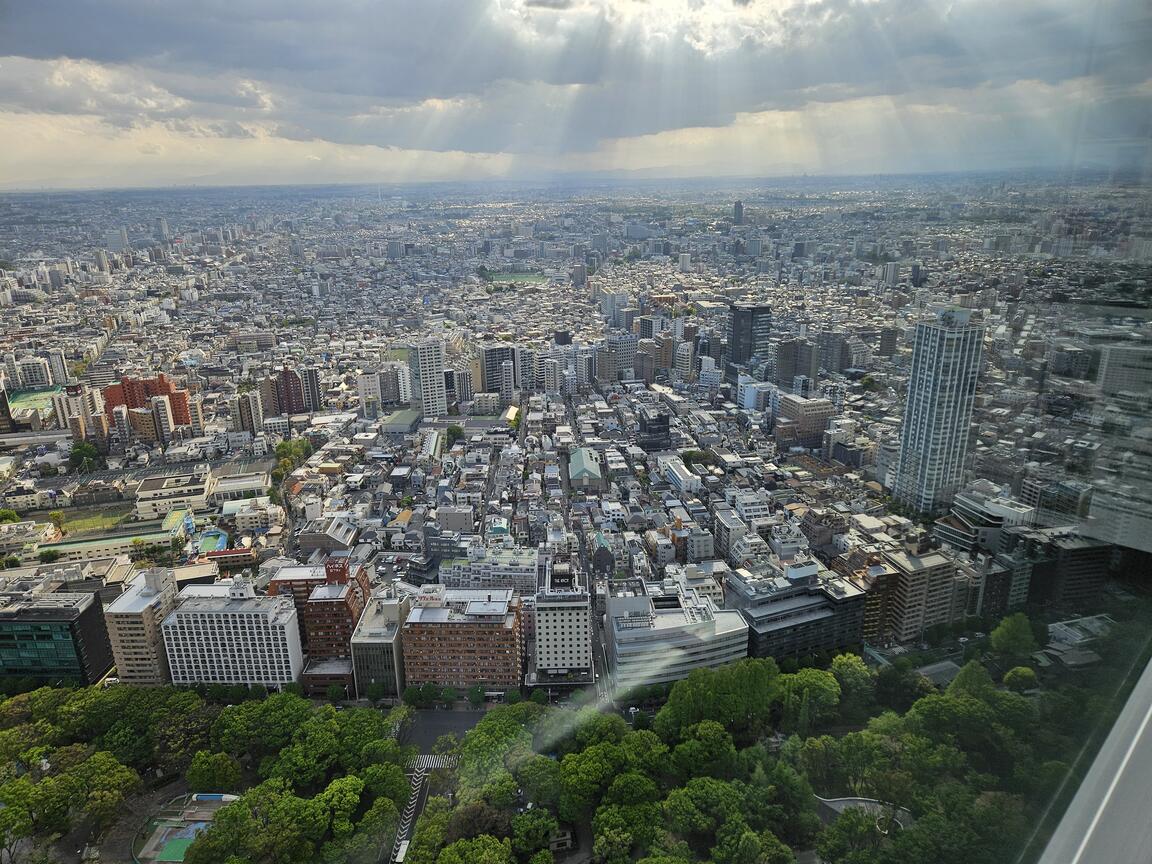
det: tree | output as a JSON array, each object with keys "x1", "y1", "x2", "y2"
[
  {"x1": 512, "y1": 809, "x2": 559, "y2": 857},
  {"x1": 816, "y1": 807, "x2": 883, "y2": 864},
  {"x1": 780, "y1": 669, "x2": 841, "y2": 731},
  {"x1": 672, "y1": 721, "x2": 737, "y2": 780},
  {"x1": 0, "y1": 510, "x2": 19, "y2": 524},
  {"x1": 516, "y1": 755, "x2": 562, "y2": 809},
  {"x1": 364, "y1": 682, "x2": 389, "y2": 705},
  {"x1": 186, "y1": 750, "x2": 241, "y2": 793},
  {"x1": 830, "y1": 654, "x2": 874, "y2": 722},
  {"x1": 446, "y1": 425, "x2": 465, "y2": 446},
  {"x1": 711, "y1": 816, "x2": 764, "y2": 864},
  {"x1": 654, "y1": 659, "x2": 782, "y2": 745},
  {"x1": 468, "y1": 685, "x2": 485, "y2": 708},
  {"x1": 405, "y1": 796, "x2": 451, "y2": 864},
  {"x1": 991, "y1": 613, "x2": 1038, "y2": 659},
  {"x1": 444, "y1": 802, "x2": 511, "y2": 843},
  {"x1": 67, "y1": 441, "x2": 106, "y2": 472},
  {"x1": 876, "y1": 659, "x2": 934, "y2": 713},
  {"x1": 1, "y1": 556, "x2": 21, "y2": 570},
  {"x1": 185, "y1": 778, "x2": 326, "y2": 864},
  {"x1": 316, "y1": 775, "x2": 365, "y2": 840},
  {"x1": 436, "y1": 835, "x2": 514, "y2": 864},
  {"x1": 1003, "y1": 666, "x2": 1038, "y2": 693},
  {"x1": 47, "y1": 511, "x2": 65, "y2": 532},
  {"x1": 360, "y1": 763, "x2": 409, "y2": 809},
  {"x1": 36, "y1": 550, "x2": 61, "y2": 564},
  {"x1": 946, "y1": 660, "x2": 996, "y2": 698},
  {"x1": 327, "y1": 683, "x2": 347, "y2": 704}
]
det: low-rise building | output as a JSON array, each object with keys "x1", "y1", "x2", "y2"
[
  {"x1": 605, "y1": 577, "x2": 748, "y2": 692},
  {"x1": 0, "y1": 591, "x2": 114, "y2": 686},
  {"x1": 350, "y1": 586, "x2": 411, "y2": 700},
  {"x1": 725, "y1": 559, "x2": 865, "y2": 660},
  {"x1": 135, "y1": 466, "x2": 215, "y2": 519}
]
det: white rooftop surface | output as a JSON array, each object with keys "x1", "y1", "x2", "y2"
[{"x1": 104, "y1": 574, "x2": 169, "y2": 614}]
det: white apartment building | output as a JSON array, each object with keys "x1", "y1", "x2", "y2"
[
  {"x1": 162, "y1": 578, "x2": 303, "y2": 688},
  {"x1": 438, "y1": 539, "x2": 548, "y2": 595},
  {"x1": 605, "y1": 578, "x2": 749, "y2": 692},
  {"x1": 105, "y1": 568, "x2": 178, "y2": 686},
  {"x1": 892, "y1": 309, "x2": 984, "y2": 515},
  {"x1": 665, "y1": 457, "x2": 702, "y2": 493},
  {"x1": 135, "y1": 466, "x2": 216, "y2": 519},
  {"x1": 727, "y1": 489, "x2": 773, "y2": 523},
  {"x1": 534, "y1": 570, "x2": 592, "y2": 679},
  {"x1": 411, "y1": 339, "x2": 447, "y2": 417}
]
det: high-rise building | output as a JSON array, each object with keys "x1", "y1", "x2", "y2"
[
  {"x1": 636, "y1": 407, "x2": 672, "y2": 452},
  {"x1": 105, "y1": 568, "x2": 178, "y2": 686},
  {"x1": 43, "y1": 348, "x2": 69, "y2": 386},
  {"x1": 299, "y1": 367, "x2": 322, "y2": 413},
  {"x1": 231, "y1": 391, "x2": 264, "y2": 435},
  {"x1": 733, "y1": 200, "x2": 744, "y2": 225},
  {"x1": 258, "y1": 376, "x2": 280, "y2": 417},
  {"x1": 479, "y1": 344, "x2": 520, "y2": 392},
  {"x1": 187, "y1": 394, "x2": 205, "y2": 436},
  {"x1": 1096, "y1": 344, "x2": 1152, "y2": 396},
  {"x1": 892, "y1": 309, "x2": 984, "y2": 515},
  {"x1": 726, "y1": 302, "x2": 772, "y2": 376},
  {"x1": 300, "y1": 556, "x2": 372, "y2": 659},
  {"x1": 773, "y1": 338, "x2": 819, "y2": 389},
  {"x1": 162, "y1": 577, "x2": 303, "y2": 688},
  {"x1": 16, "y1": 357, "x2": 52, "y2": 389},
  {"x1": 274, "y1": 368, "x2": 307, "y2": 415},
  {"x1": 533, "y1": 565, "x2": 592, "y2": 682},
  {"x1": 882, "y1": 531, "x2": 967, "y2": 643},
  {"x1": 150, "y1": 395, "x2": 175, "y2": 445},
  {"x1": 104, "y1": 227, "x2": 129, "y2": 253},
  {"x1": 357, "y1": 372, "x2": 382, "y2": 419},
  {"x1": 411, "y1": 339, "x2": 447, "y2": 417}
]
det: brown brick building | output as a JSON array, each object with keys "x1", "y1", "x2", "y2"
[
  {"x1": 267, "y1": 554, "x2": 371, "y2": 652},
  {"x1": 103, "y1": 373, "x2": 191, "y2": 427},
  {"x1": 402, "y1": 585, "x2": 523, "y2": 690}
]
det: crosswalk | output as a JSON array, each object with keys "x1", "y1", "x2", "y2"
[
  {"x1": 387, "y1": 754, "x2": 460, "y2": 862},
  {"x1": 411, "y1": 753, "x2": 457, "y2": 772}
]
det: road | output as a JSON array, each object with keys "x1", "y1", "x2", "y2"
[
  {"x1": 405, "y1": 708, "x2": 485, "y2": 751},
  {"x1": 1038, "y1": 654, "x2": 1152, "y2": 864}
]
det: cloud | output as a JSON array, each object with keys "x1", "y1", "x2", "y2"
[{"x1": 0, "y1": 0, "x2": 1148, "y2": 186}]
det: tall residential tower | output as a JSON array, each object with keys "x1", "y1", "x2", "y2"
[{"x1": 893, "y1": 308, "x2": 984, "y2": 515}]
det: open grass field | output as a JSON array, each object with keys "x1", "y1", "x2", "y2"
[
  {"x1": 54, "y1": 504, "x2": 134, "y2": 535},
  {"x1": 494, "y1": 272, "x2": 549, "y2": 283},
  {"x1": 7, "y1": 387, "x2": 61, "y2": 413}
]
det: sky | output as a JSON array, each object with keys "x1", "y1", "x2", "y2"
[{"x1": 0, "y1": 0, "x2": 1149, "y2": 189}]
